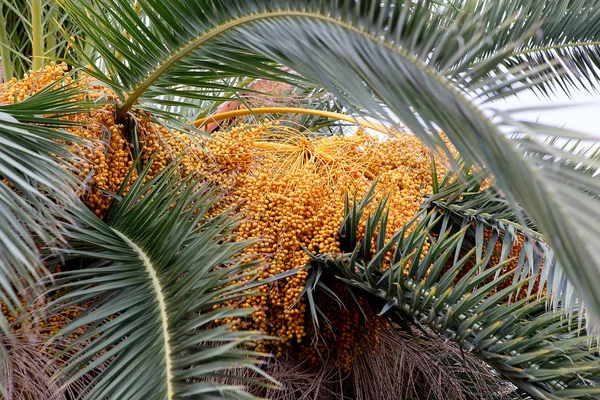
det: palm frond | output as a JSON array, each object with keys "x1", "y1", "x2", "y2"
[
  {"x1": 308, "y1": 189, "x2": 600, "y2": 399},
  {"x1": 0, "y1": 71, "x2": 95, "y2": 398},
  {"x1": 0, "y1": 108, "x2": 81, "y2": 397},
  {"x1": 1, "y1": 76, "x2": 97, "y2": 125},
  {"x1": 443, "y1": 0, "x2": 600, "y2": 99},
  {"x1": 424, "y1": 163, "x2": 580, "y2": 319},
  {"x1": 47, "y1": 160, "x2": 277, "y2": 400},
  {"x1": 58, "y1": 0, "x2": 306, "y2": 119},
  {"x1": 0, "y1": 108, "x2": 81, "y2": 331}
]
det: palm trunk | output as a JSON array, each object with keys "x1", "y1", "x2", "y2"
[
  {"x1": 31, "y1": 0, "x2": 44, "y2": 71},
  {"x1": 45, "y1": 4, "x2": 58, "y2": 60},
  {"x1": 0, "y1": 7, "x2": 13, "y2": 81}
]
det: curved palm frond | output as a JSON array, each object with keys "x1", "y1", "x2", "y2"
[
  {"x1": 58, "y1": 0, "x2": 306, "y2": 119},
  {"x1": 428, "y1": 149, "x2": 600, "y2": 318},
  {"x1": 0, "y1": 69, "x2": 100, "y2": 397},
  {"x1": 307, "y1": 188, "x2": 600, "y2": 399},
  {"x1": 424, "y1": 162, "x2": 552, "y2": 297},
  {"x1": 58, "y1": 0, "x2": 600, "y2": 328},
  {"x1": 1, "y1": 77, "x2": 97, "y2": 125},
  {"x1": 0, "y1": 98, "x2": 85, "y2": 331},
  {"x1": 442, "y1": 0, "x2": 600, "y2": 99},
  {"x1": 47, "y1": 160, "x2": 281, "y2": 400}
]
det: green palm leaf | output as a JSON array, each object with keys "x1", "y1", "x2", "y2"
[
  {"x1": 0, "y1": 109, "x2": 82, "y2": 324},
  {"x1": 424, "y1": 162, "x2": 547, "y2": 291},
  {"x1": 0, "y1": 77, "x2": 95, "y2": 275},
  {"x1": 448, "y1": 0, "x2": 600, "y2": 98},
  {"x1": 0, "y1": 70, "x2": 99, "y2": 397},
  {"x1": 0, "y1": 106, "x2": 85, "y2": 398},
  {"x1": 1, "y1": 77, "x2": 97, "y2": 125},
  {"x1": 48, "y1": 161, "x2": 277, "y2": 400},
  {"x1": 308, "y1": 188, "x2": 600, "y2": 399}
]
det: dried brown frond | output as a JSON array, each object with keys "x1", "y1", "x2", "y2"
[
  {"x1": 222, "y1": 326, "x2": 516, "y2": 400},
  {"x1": 0, "y1": 331, "x2": 69, "y2": 400},
  {"x1": 351, "y1": 328, "x2": 515, "y2": 400}
]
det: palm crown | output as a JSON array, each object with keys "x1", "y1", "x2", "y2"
[{"x1": 1, "y1": 0, "x2": 600, "y2": 399}]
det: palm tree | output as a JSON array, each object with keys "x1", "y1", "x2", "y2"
[{"x1": 1, "y1": 0, "x2": 600, "y2": 399}]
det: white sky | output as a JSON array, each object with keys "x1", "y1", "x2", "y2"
[
  {"x1": 491, "y1": 90, "x2": 600, "y2": 137},
  {"x1": 367, "y1": 88, "x2": 600, "y2": 140}
]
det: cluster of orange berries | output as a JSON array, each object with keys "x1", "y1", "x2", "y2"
[
  {"x1": 199, "y1": 121, "x2": 436, "y2": 366},
  {"x1": 0, "y1": 62, "x2": 71, "y2": 102},
  {"x1": 135, "y1": 117, "x2": 201, "y2": 180},
  {"x1": 298, "y1": 279, "x2": 388, "y2": 372},
  {"x1": 71, "y1": 105, "x2": 137, "y2": 216},
  {"x1": 0, "y1": 63, "x2": 137, "y2": 218}
]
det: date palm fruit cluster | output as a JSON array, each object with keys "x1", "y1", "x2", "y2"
[
  {"x1": 0, "y1": 62, "x2": 70, "y2": 103},
  {"x1": 1, "y1": 66, "x2": 534, "y2": 371},
  {"x1": 0, "y1": 63, "x2": 135, "y2": 218},
  {"x1": 186, "y1": 123, "x2": 440, "y2": 370}
]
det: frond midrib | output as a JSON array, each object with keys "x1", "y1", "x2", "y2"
[
  {"x1": 513, "y1": 40, "x2": 600, "y2": 56},
  {"x1": 113, "y1": 229, "x2": 173, "y2": 400},
  {"x1": 118, "y1": 10, "x2": 317, "y2": 119},
  {"x1": 116, "y1": 9, "x2": 438, "y2": 119}
]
